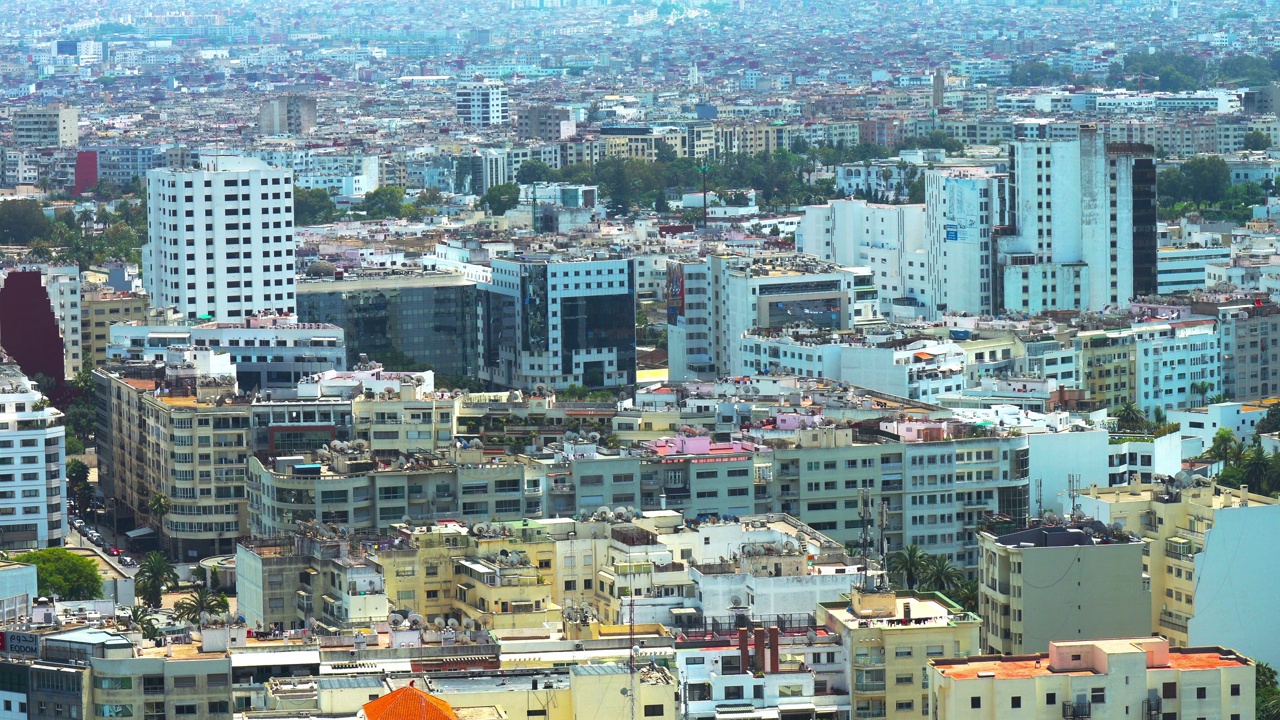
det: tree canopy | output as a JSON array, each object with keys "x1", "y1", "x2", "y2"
[
  {"x1": 0, "y1": 200, "x2": 53, "y2": 245},
  {"x1": 294, "y1": 186, "x2": 339, "y2": 225},
  {"x1": 14, "y1": 548, "x2": 102, "y2": 600},
  {"x1": 482, "y1": 183, "x2": 522, "y2": 217},
  {"x1": 358, "y1": 186, "x2": 406, "y2": 220}
]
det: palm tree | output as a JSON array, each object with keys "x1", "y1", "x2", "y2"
[
  {"x1": 1114, "y1": 401, "x2": 1145, "y2": 431},
  {"x1": 135, "y1": 552, "x2": 178, "y2": 608},
  {"x1": 1242, "y1": 441, "x2": 1273, "y2": 491},
  {"x1": 1190, "y1": 380, "x2": 1213, "y2": 406},
  {"x1": 920, "y1": 554, "x2": 964, "y2": 595},
  {"x1": 124, "y1": 605, "x2": 160, "y2": 638},
  {"x1": 172, "y1": 587, "x2": 230, "y2": 625},
  {"x1": 148, "y1": 493, "x2": 171, "y2": 522},
  {"x1": 887, "y1": 545, "x2": 929, "y2": 590},
  {"x1": 953, "y1": 580, "x2": 980, "y2": 614}
]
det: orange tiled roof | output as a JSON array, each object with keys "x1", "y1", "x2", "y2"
[{"x1": 361, "y1": 685, "x2": 458, "y2": 720}]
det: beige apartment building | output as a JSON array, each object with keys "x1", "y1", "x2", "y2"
[
  {"x1": 13, "y1": 105, "x2": 78, "y2": 147},
  {"x1": 929, "y1": 638, "x2": 1254, "y2": 720},
  {"x1": 818, "y1": 584, "x2": 982, "y2": 720},
  {"x1": 1078, "y1": 480, "x2": 1280, "y2": 668}
]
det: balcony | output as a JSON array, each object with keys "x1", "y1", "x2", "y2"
[
  {"x1": 549, "y1": 484, "x2": 576, "y2": 495},
  {"x1": 1062, "y1": 701, "x2": 1091, "y2": 719},
  {"x1": 852, "y1": 655, "x2": 886, "y2": 668},
  {"x1": 1158, "y1": 612, "x2": 1189, "y2": 634},
  {"x1": 854, "y1": 710, "x2": 887, "y2": 719},
  {"x1": 855, "y1": 681, "x2": 886, "y2": 693},
  {"x1": 641, "y1": 476, "x2": 662, "y2": 489}
]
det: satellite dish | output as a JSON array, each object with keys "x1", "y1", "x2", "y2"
[
  {"x1": 389, "y1": 613, "x2": 405, "y2": 625},
  {"x1": 447, "y1": 618, "x2": 460, "y2": 629},
  {"x1": 434, "y1": 617, "x2": 446, "y2": 629},
  {"x1": 462, "y1": 618, "x2": 476, "y2": 629},
  {"x1": 806, "y1": 629, "x2": 817, "y2": 645},
  {"x1": 588, "y1": 432, "x2": 601, "y2": 442},
  {"x1": 408, "y1": 614, "x2": 424, "y2": 628},
  {"x1": 729, "y1": 595, "x2": 743, "y2": 608}
]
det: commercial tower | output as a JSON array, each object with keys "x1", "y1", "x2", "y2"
[
  {"x1": 997, "y1": 128, "x2": 1156, "y2": 313},
  {"x1": 142, "y1": 156, "x2": 296, "y2": 321}
]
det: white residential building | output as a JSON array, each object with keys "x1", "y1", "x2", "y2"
[
  {"x1": 0, "y1": 363, "x2": 66, "y2": 550},
  {"x1": 142, "y1": 156, "x2": 297, "y2": 321},
  {"x1": 797, "y1": 199, "x2": 929, "y2": 316},
  {"x1": 925, "y1": 167, "x2": 1009, "y2": 318},
  {"x1": 1157, "y1": 244, "x2": 1232, "y2": 295},
  {"x1": 667, "y1": 254, "x2": 877, "y2": 381},
  {"x1": 1132, "y1": 319, "x2": 1221, "y2": 415},
  {"x1": 998, "y1": 129, "x2": 1157, "y2": 313},
  {"x1": 455, "y1": 80, "x2": 510, "y2": 126}
]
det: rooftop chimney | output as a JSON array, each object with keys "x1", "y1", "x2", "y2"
[
  {"x1": 768, "y1": 626, "x2": 780, "y2": 673},
  {"x1": 754, "y1": 627, "x2": 767, "y2": 673}
]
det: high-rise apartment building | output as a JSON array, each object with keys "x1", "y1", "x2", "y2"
[
  {"x1": 977, "y1": 524, "x2": 1151, "y2": 655},
  {"x1": 925, "y1": 167, "x2": 1009, "y2": 317},
  {"x1": 258, "y1": 94, "x2": 318, "y2": 135},
  {"x1": 479, "y1": 257, "x2": 636, "y2": 390},
  {"x1": 13, "y1": 105, "x2": 78, "y2": 147},
  {"x1": 80, "y1": 287, "x2": 152, "y2": 371},
  {"x1": 0, "y1": 362, "x2": 66, "y2": 549},
  {"x1": 516, "y1": 104, "x2": 576, "y2": 141},
  {"x1": 141, "y1": 156, "x2": 296, "y2": 321},
  {"x1": 998, "y1": 128, "x2": 1156, "y2": 313},
  {"x1": 455, "y1": 80, "x2": 509, "y2": 126}
]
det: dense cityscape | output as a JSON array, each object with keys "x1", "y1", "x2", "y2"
[{"x1": 0, "y1": 0, "x2": 1279, "y2": 718}]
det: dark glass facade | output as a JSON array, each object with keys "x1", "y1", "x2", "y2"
[{"x1": 297, "y1": 276, "x2": 478, "y2": 378}]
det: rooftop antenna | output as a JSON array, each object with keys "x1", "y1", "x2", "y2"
[
  {"x1": 1067, "y1": 473, "x2": 1081, "y2": 518},
  {"x1": 858, "y1": 488, "x2": 873, "y2": 559},
  {"x1": 1035, "y1": 477, "x2": 1044, "y2": 520}
]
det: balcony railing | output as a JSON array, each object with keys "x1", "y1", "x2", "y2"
[
  {"x1": 1062, "y1": 701, "x2": 1091, "y2": 719},
  {"x1": 855, "y1": 681, "x2": 886, "y2": 693},
  {"x1": 549, "y1": 484, "x2": 575, "y2": 495},
  {"x1": 854, "y1": 710, "x2": 887, "y2": 719}
]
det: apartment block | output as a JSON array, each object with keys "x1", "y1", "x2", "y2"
[
  {"x1": 818, "y1": 585, "x2": 982, "y2": 720},
  {"x1": 13, "y1": 105, "x2": 78, "y2": 147},
  {"x1": 516, "y1": 104, "x2": 576, "y2": 141},
  {"x1": 1080, "y1": 480, "x2": 1280, "y2": 667},
  {"x1": 79, "y1": 287, "x2": 151, "y2": 371},
  {"x1": 977, "y1": 524, "x2": 1150, "y2": 655},
  {"x1": 0, "y1": 363, "x2": 66, "y2": 549},
  {"x1": 998, "y1": 129, "x2": 1156, "y2": 313},
  {"x1": 929, "y1": 638, "x2": 1254, "y2": 720},
  {"x1": 142, "y1": 156, "x2": 296, "y2": 321},
  {"x1": 258, "y1": 94, "x2": 318, "y2": 135},
  {"x1": 455, "y1": 80, "x2": 509, "y2": 126}
]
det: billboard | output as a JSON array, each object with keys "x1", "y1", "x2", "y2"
[
  {"x1": 666, "y1": 264, "x2": 685, "y2": 327},
  {"x1": 0, "y1": 631, "x2": 39, "y2": 655}
]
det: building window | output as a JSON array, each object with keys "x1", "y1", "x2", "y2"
[
  {"x1": 1091, "y1": 688, "x2": 1105, "y2": 704},
  {"x1": 971, "y1": 697, "x2": 981, "y2": 709},
  {"x1": 643, "y1": 706, "x2": 663, "y2": 717},
  {"x1": 1012, "y1": 696, "x2": 1022, "y2": 709}
]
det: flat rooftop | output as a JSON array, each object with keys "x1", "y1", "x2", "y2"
[{"x1": 935, "y1": 646, "x2": 1250, "y2": 680}]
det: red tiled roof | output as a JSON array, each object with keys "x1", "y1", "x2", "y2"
[{"x1": 361, "y1": 686, "x2": 458, "y2": 720}]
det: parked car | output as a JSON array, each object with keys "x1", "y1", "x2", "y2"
[
  {"x1": 119, "y1": 556, "x2": 136, "y2": 567},
  {"x1": 107, "y1": 546, "x2": 122, "y2": 556}
]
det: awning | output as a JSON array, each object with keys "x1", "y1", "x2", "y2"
[
  {"x1": 914, "y1": 351, "x2": 935, "y2": 360},
  {"x1": 125, "y1": 527, "x2": 155, "y2": 539}
]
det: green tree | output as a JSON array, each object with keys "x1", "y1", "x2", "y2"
[
  {"x1": 294, "y1": 187, "x2": 338, "y2": 225},
  {"x1": 13, "y1": 548, "x2": 102, "y2": 600},
  {"x1": 125, "y1": 605, "x2": 160, "y2": 638},
  {"x1": 1205, "y1": 427, "x2": 1241, "y2": 464},
  {"x1": 172, "y1": 587, "x2": 230, "y2": 624},
  {"x1": 887, "y1": 545, "x2": 929, "y2": 590},
  {"x1": 953, "y1": 580, "x2": 979, "y2": 613},
  {"x1": 515, "y1": 160, "x2": 552, "y2": 185},
  {"x1": 1244, "y1": 131, "x2": 1274, "y2": 151},
  {"x1": 1009, "y1": 61, "x2": 1070, "y2": 86},
  {"x1": 920, "y1": 554, "x2": 964, "y2": 594},
  {"x1": 67, "y1": 459, "x2": 92, "y2": 511},
  {"x1": 148, "y1": 493, "x2": 171, "y2": 522},
  {"x1": 0, "y1": 200, "x2": 53, "y2": 245},
  {"x1": 907, "y1": 175, "x2": 925, "y2": 204},
  {"x1": 1114, "y1": 401, "x2": 1146, "y2": 431},
  {"x1": 1240, "y1": 441, "x2": 1273, "y2": 492},
  {"x1": 481, "y1": 183, "x2": 521, "y2": 217},
  {"x1": 358, "y1": 186, "x2": 406, "y2": 220},
  {"x1": 654, "y1": 191, "x2": 670, "y2": 212},
  {"x1": 415, "y1": 188, "x2": 443, "y2": 207},
  {"x1": 1157, "y1": 167, "x2": 1189, "y2": 207},
  {"x1": 1180, "y1": 156, "x2": 1231, "y2": 207},
  {"x1": 1257, "y1": 405, "x2": 1280, "y2": 435},
  {"x1": 135, "y1": 552, "x2": 178, "y2": 608}
]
